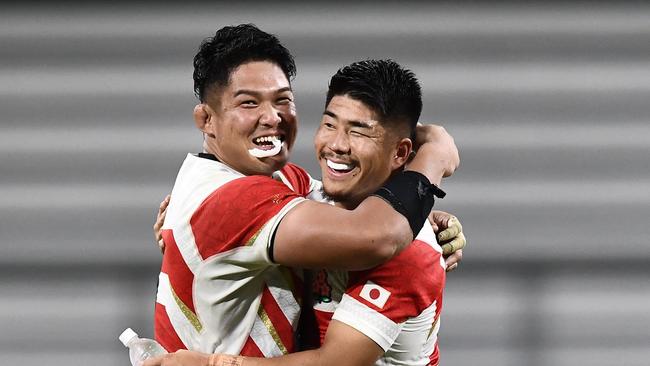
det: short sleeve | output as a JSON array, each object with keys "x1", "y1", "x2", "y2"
[
  {"x1": 190, "y1": 175, "x2": 307, "y2": 262},
  {"x1": 332, "y1": 240, "x2": 445, "y2": 351}
]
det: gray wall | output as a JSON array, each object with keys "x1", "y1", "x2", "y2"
[{"x1": 1, "y1": 2, "x2": 649, "y2": 365}]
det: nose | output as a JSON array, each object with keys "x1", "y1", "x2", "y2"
[
  {"x1": 327, "y1": 128, "x2": 351, "y2": 154},
  {"x1": 259, "y1": 103, "x2": 281, "y2": 127}
]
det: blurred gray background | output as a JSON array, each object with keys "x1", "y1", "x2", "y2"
[{"x1": 1, "y1": 1, "x2": 649, "y2": 365}]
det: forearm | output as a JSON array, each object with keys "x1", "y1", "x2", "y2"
[
  {"x1": 405, "y1": 143, "x2": 450, "y2": 186},
  {"x1": 273, "y1": 197, "x2": 412, "y2": 270},
  {"x1": 213, "y1": 350, "x2": 322, "y2": 366}
]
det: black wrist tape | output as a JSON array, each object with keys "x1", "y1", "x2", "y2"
[{"x1": 372, "y1": 171, "x2": 445, "y2": 237}]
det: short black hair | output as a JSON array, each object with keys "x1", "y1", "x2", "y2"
[
  {"x1": 325, "y1": 59, "x2": 422, "y2": 140},
  {"x1": 193, "y1": 23, "x2": 296, "y2": 102}
]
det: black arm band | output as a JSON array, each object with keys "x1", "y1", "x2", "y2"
[{"x1": 372, "y1": 171, "x2": 446, "y2": 237}]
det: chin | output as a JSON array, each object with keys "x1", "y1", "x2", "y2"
[
  {"x1": 322, "y1": 186, "x2": 353, "y2": 203},
  {"x1": 260, "y1": 157, "x2": 288, "y2": 174}
]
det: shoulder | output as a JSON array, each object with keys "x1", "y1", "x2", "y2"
[
  {"x1": 275, "y1": 163, "x2": 314, "y2": 196},
  {"x1": 346, "y1": 237, "x2": 445, "y2": 322}
]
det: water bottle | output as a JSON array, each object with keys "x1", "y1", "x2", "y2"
[{"x1": 119, "y1": 328, "x2": 167, "y2": 366}]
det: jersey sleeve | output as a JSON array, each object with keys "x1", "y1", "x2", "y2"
[
  {"x1": 331, "y1": 239, "x2": 445, "y2": 351},
  {"x1": 189, "y1": 175, "x2": 307, "y2": 263}
]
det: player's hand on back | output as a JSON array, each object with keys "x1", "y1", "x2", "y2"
[
  {"x1": 153, "y1": 194, "x2": 171, "y2": 254},
  {"x1": 428, "y1": 210, "x2": 466, "y2": 272}
]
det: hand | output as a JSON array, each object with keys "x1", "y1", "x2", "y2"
[
  {"x1": 428, "y1": 211, "x2": 466, "y2": 272},
  {"x1": 406, "y1": 124, "x2": 459, "y2": 183},
  {"x1": 142, "y1": 350, "x2": 210, "y2": 366},
  {"x1": 154, "y1": 194, "x2": 171, "y2": 254}
]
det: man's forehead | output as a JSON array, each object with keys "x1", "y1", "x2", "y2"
[
  {"x1": 227, "y1": 61, "x2": 291, "y2": 92},
  {"x1": 326, "y1": 95, "x2": 381, "y2": 127}
]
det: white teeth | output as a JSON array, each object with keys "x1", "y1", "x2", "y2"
[
  {"x1": 326, "y1": 159, "x2": 353, "y2": 171},
  {"x1": 249, "y1": 139, "x2": 283, "y2": 158},
  {"x1": 255, "y1": 135, "x2": 279, "y2": 144}
]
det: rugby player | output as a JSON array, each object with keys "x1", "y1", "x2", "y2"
[
  {"x1": 150, "y1": 24, "x2": 461, "y2": 362},
  {"x1": 146, "y1": 59, "x2": 455, "y2": 366}
]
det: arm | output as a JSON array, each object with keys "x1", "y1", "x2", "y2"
[
  {"x1": 142, "y1": 321, "x2": 382, "y2": 366},
  {"x1": 273, "y1": 125, "x2": 459, "y2": 270},
  {"x1": 241, "y1": 320, "x2": 383, "y2": 366},
  {"x1": 273, "y1": 197, "x2": 411, "y2": 270}
]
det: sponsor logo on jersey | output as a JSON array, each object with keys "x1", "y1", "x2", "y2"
[
  {"x1": 313, "y1": 270, "x2": 332, "y2": 303},
  {"x1": 359, "y1": 281, "x2": 391, "y2": 309}
]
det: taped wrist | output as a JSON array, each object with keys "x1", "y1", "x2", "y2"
[
  {"x1": 209, "y1": 354, "x2": 244, "y2": 366},
  {"x1": 372, "y1": 171, "x2": 446, "y2": 236}
]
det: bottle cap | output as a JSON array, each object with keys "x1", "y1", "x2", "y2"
[{"x1": 119, "y1": 328, "x2": 138, "y2": 347}]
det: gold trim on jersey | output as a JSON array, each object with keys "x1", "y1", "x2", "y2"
[
  {"x1": 171, "y1": 285, "x2": 203, "y2": 332},
  {"x1": 258, "y1": 306, "x2": 289, "y2": 355},
  {"x1": 427, "y1": 316, "x2": 440, "y2": 340},
  {"x1": 246, "y1": 229, "x2": 262, "y2": 246}
]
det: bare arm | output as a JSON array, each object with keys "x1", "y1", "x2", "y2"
[
  {"x1": 273, "y1": 196, "x2": 412, "y2": 270},
  {"x1": 242, "y1": 320, "x2": 382, "y2": 366},
  {"x1": 143, "y1": 320, "x2": 383, "y2": 366}
]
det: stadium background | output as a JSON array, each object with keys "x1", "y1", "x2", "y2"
[{"x1": 1, "y1": 2, "x2": 649, "y2": 365}]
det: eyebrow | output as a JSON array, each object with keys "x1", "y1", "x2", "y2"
[
  {"x1": 234, "y1": 87, "x2": 292, "y2": 97},
  {"x1": 323, "y1": 110, "x2": 374, "y2": 129}
]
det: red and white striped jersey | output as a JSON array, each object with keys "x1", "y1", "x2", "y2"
[
  {"x1": 312, "y1": 222, "x2": 447, "y2": 366},
  {"x1": 154, "y1": 153, "x2": 319, "y2": 357}
]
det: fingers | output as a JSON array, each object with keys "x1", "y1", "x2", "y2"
[
  {"x1": 441, "y1": 232, "x2": 466, "y2": 256},
  {"x1": 142, "y1": 355, "x2": 164, "y2": 366},
  {"x1": 444, "y1": 249, "x2": 463, "y2": 272},
  {"x1": 437, "y1": 215, "x2": 462, "y2": 243},
  {"x1": 154, "y1": 194, "x2": 171, "y2": 254}
]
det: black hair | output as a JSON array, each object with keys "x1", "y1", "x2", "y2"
[
  {"x1": 193, "y1": 23, "x2": 296, "y2": 102},
  {"x1": 325, "y1": 59, "x2": 422, "y2": 140}
]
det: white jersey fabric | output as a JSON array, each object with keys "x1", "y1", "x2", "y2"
[
  {"x1": 312, "y1": 222, "x2": 447, "y2": 366},
  {"x1": 154, "y1": 153, "x2": 320, "y2": 357}
]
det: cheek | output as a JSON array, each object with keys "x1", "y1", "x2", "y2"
[{"x1": 313, "y1": 129, "x2": 328, "y2": 151}]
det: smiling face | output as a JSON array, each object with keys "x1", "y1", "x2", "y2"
[
  {"x1": 199, "y1": 61, "x2": 297, "y2": 176},
  {"x1": 314, "y1": 95, "x2": 412, "y2": 209}
]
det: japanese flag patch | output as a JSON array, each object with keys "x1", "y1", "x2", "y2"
[{"x1": 359, "y1": 281, "x2": 391, "y2": 309}]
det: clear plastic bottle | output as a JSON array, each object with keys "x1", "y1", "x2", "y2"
[{"x1": 119, "y1": 328, "x2": 167, "y2": 366}]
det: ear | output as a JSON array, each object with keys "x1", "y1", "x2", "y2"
[
  {"x1": 392, "y1": 137, "x2": 413, "y2": 169},
  {"x1": 193, "y1": 103, "x2": 216, "y2": 138}
]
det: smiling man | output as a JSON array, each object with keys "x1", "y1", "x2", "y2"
[
  {"x1": 152, "y1": 24, "x2": 460, "y2": 361},
  {"x1": 147, "y1": 59, "x2": 454, "y2": 366}
]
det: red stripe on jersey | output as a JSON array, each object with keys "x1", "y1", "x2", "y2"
[
  {"x1": 261, "y1": 286, "x2": 295, "y2": 353},
  {"x1": 240, "y1": 336, "x2": 264, "y2": 357},
  {"x1": 347, "y1": 240, "x2": 445, "y2": 324},
  {"x1": 279, "y1": 163, "x2": 312, "y2": 196},
  {"x1": 190, "y1": 176, "x2": 304, "y2": 260},
  {"x1": 154, "y1": 302, "x2": 186, "y2": 352},
  {"x1": 429, "y1": 342, "x2": 440, "y2": 366},
  {"x1": 160, "y1": 229, "x2": 195, "y2": 313},
  {"x1": 313, "y1": 308, "x2": 334, "y2": 345}
]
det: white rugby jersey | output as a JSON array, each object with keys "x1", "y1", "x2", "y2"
[
  {"x1": 312, "y1": 222, "x2": 447, "y2": 366},
  {"x1": 154, "y1": 153, "x2": 320, "y2": 357}
]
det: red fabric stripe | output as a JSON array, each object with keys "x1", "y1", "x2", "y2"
[
  {"x1": 261, "y1": 286, "x2": 295, "y2": 353},
  {"x1": 154, "y1": 302, "x2": 186, "y2": 352},
  {"x1": 347, "y1": 240, "x2": 445, "y2": 324},
  {"x1": 313, "y1": 309, "x2": 334, "y2": 346},
  {"x1": 160, "y1": 229, "x2": 196, "y2": 313},
  {"x1": 429, "y1": 342, "x2": 440, "y2": 366},
  {"x1": 279, "y1": 163, "x2": 312, "y2": 196},
  {"x1": 190, "y1": 176, "x2": 303, "y2": 260},
  {"x1": 240, "y1": 336, "x2": 264, "y2": 357}
]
